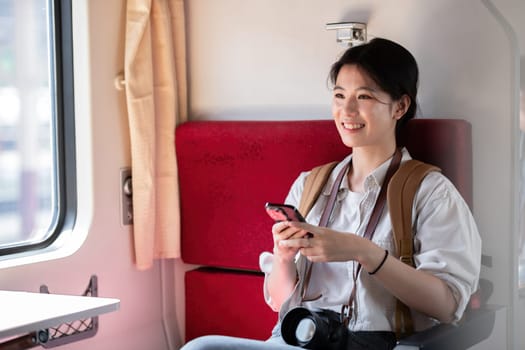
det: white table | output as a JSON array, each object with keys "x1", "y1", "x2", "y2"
[{"x1": 0, "y1": 290, "x2": 120, "y2": 346}]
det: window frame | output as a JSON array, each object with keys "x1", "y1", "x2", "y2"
[{"x1": 0, "y1": 0, "x2": 76, "y2": 257}]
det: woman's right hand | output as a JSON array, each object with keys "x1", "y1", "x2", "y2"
[
  {"x1": 271, "y1": 221, "x2": 307, "y2": 261},
  {"x1": 267, "y1": 221, "x2": 305, "y2": 310}
]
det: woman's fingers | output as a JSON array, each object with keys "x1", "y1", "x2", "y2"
[
  {"x1": 287, "y1": 221, "x2": 324, "y2": 235},
  {"x1": 279, "y1": 236, "x2": 311, "y2": 248},
  {"x1": 273, "y1": 221, "x2": 311, "y2": 240}
]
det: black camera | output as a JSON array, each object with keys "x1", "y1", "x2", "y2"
[{"x1": 281, "y1": 307, "x2": 348, "y2": 350}]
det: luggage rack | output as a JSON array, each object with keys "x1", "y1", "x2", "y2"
[{"x1": 1, "y1": 275, "x2": 101, "y2": 350}]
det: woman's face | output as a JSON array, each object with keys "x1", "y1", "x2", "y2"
[{"x1": 332, "y1": 64, "x2": 407, "y2": 150}]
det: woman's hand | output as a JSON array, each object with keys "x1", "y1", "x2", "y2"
[
  {"x1": 271, "y1": 221, "x2": 309, "y2": 262},
  {"x1": 278, "y1": 221, "x2": 368, "y2": 262},
  {"x1": 266, "y1": 221, "x2": 309, "y2": 310}
]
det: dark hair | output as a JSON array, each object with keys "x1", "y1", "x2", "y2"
[{"x1": 329, "y1": 38, "x2": 419, "y2": 137}]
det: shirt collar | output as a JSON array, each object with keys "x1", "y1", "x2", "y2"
[{"x1": 321, "y1": 148, "x2": 412, "y2": 195}]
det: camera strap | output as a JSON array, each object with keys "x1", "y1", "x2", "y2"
[
  {"x1": 299, "y1": 148, "x2": 402, "y2": 324},
  {"x1": 342, "y1": 148, "x2": 402, "y2": 325},
  {"x1": 300, "y1": 159, "x2": 350, "y2": 302}
]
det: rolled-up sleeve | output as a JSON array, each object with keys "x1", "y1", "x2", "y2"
[
  {"x1": 259, "y1": 251, "x2": 278, "y2": 310},
  {"x1": 413, "y1": 172, "x2": 482, "y2": 321}
]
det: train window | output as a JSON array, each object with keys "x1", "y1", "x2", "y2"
[
  {"x1": 0, "y1": 0, "x2": 75, "y2": 257},
  {"x1": 518, "y1": 56, "x2": 525, "y2": 297}
]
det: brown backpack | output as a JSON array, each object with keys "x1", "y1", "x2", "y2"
[{"x1": 297, "y1": 159, "x2": 440, "y2": 338}]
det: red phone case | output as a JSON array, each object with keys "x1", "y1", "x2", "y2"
[{"x1": 265, "y1": 203, "x2": 305, "y2": 222}]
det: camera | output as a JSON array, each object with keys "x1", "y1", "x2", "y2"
[{"x1": 281, "y1": 307, "x2": 348, "y2": 350}]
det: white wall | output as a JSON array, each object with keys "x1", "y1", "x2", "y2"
[{"x1": 491, "y1": 1, "x2": 525, "y2": 349}]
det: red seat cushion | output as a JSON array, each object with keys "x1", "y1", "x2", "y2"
[{"x1": 185, "y1": 268, "x2": 278, "y2": 342}]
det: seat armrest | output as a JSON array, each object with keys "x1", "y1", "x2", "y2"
[{"x1": 394, "y1": 306, "x2": 497, "y2": 350}]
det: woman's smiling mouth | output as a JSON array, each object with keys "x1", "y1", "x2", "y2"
[{"x1": 342, "y1": 122, "x2": 365, "y2": 130}]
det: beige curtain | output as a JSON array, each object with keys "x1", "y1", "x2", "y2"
[{"x1": 124, "y1": 0, "x2": 187, "y2": 270}]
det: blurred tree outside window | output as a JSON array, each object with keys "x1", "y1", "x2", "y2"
[{"x1": 0, "y1": 0, "x2": 57, "y2": 249}]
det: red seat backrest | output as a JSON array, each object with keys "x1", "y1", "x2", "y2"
[{"x1": 176, "y1": 118, "x2": 472, "y2": 271}]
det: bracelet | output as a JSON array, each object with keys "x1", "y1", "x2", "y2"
[{"x1": 368, "y1": 249, "x2": 389, "y2": 275}]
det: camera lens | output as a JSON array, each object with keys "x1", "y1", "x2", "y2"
[{"x1": 295, "y1": 317, "x2": 316, "y2": 344}]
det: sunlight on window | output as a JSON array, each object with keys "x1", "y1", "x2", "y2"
[{"x1": 0, "y1": 0, "x2": 56, "y2": 249}]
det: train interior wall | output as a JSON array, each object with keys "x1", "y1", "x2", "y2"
[{"x1": 1, "y1": 0, "x2": 524, "y2": 349}]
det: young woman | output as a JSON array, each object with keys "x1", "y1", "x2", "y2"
[{"x1": 182, "y1": 38, "x2": 481, "y2": 350}]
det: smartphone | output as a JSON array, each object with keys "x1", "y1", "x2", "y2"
[{"x1": 265, "y1": 202, "x2": 306, "y2": 223}]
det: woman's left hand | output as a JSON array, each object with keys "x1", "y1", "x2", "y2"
[{"x1": 278, "y1": 221, "x2": 370, "y2": 262}]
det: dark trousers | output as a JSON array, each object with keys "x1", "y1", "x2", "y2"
[{"x1": 346, "y1": 331, "x2": 397, "y2": 350}]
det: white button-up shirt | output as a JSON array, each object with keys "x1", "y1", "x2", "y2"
[{"x1": 259, "y1": 148, "x2": 481, "y2": 332}]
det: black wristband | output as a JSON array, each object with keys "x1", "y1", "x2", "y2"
[{"x1": 368, "y1": 249, "x2": 389, "y2": 275}]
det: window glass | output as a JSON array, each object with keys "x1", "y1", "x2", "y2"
[
  {"x1": 0, "y1": 0, "x2": 58, "y2": 250},
  {"x1": 519, "y1": 55, "x2": 525, "y2": 290}
]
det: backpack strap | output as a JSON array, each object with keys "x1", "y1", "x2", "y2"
[
  {"x1": 298, "y1": 161, "x2": 339, "y2": 217},
  {"x1": 387, "y1": 159, "x2": 441, "y2": 338}
]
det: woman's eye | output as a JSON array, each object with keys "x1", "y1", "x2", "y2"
[
  {"x1": 357, "y1": 94, "x2": 373, "y2": 100},
  {"x1": 334, "y1": 93, "x2": 345, "y2": 99}
]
